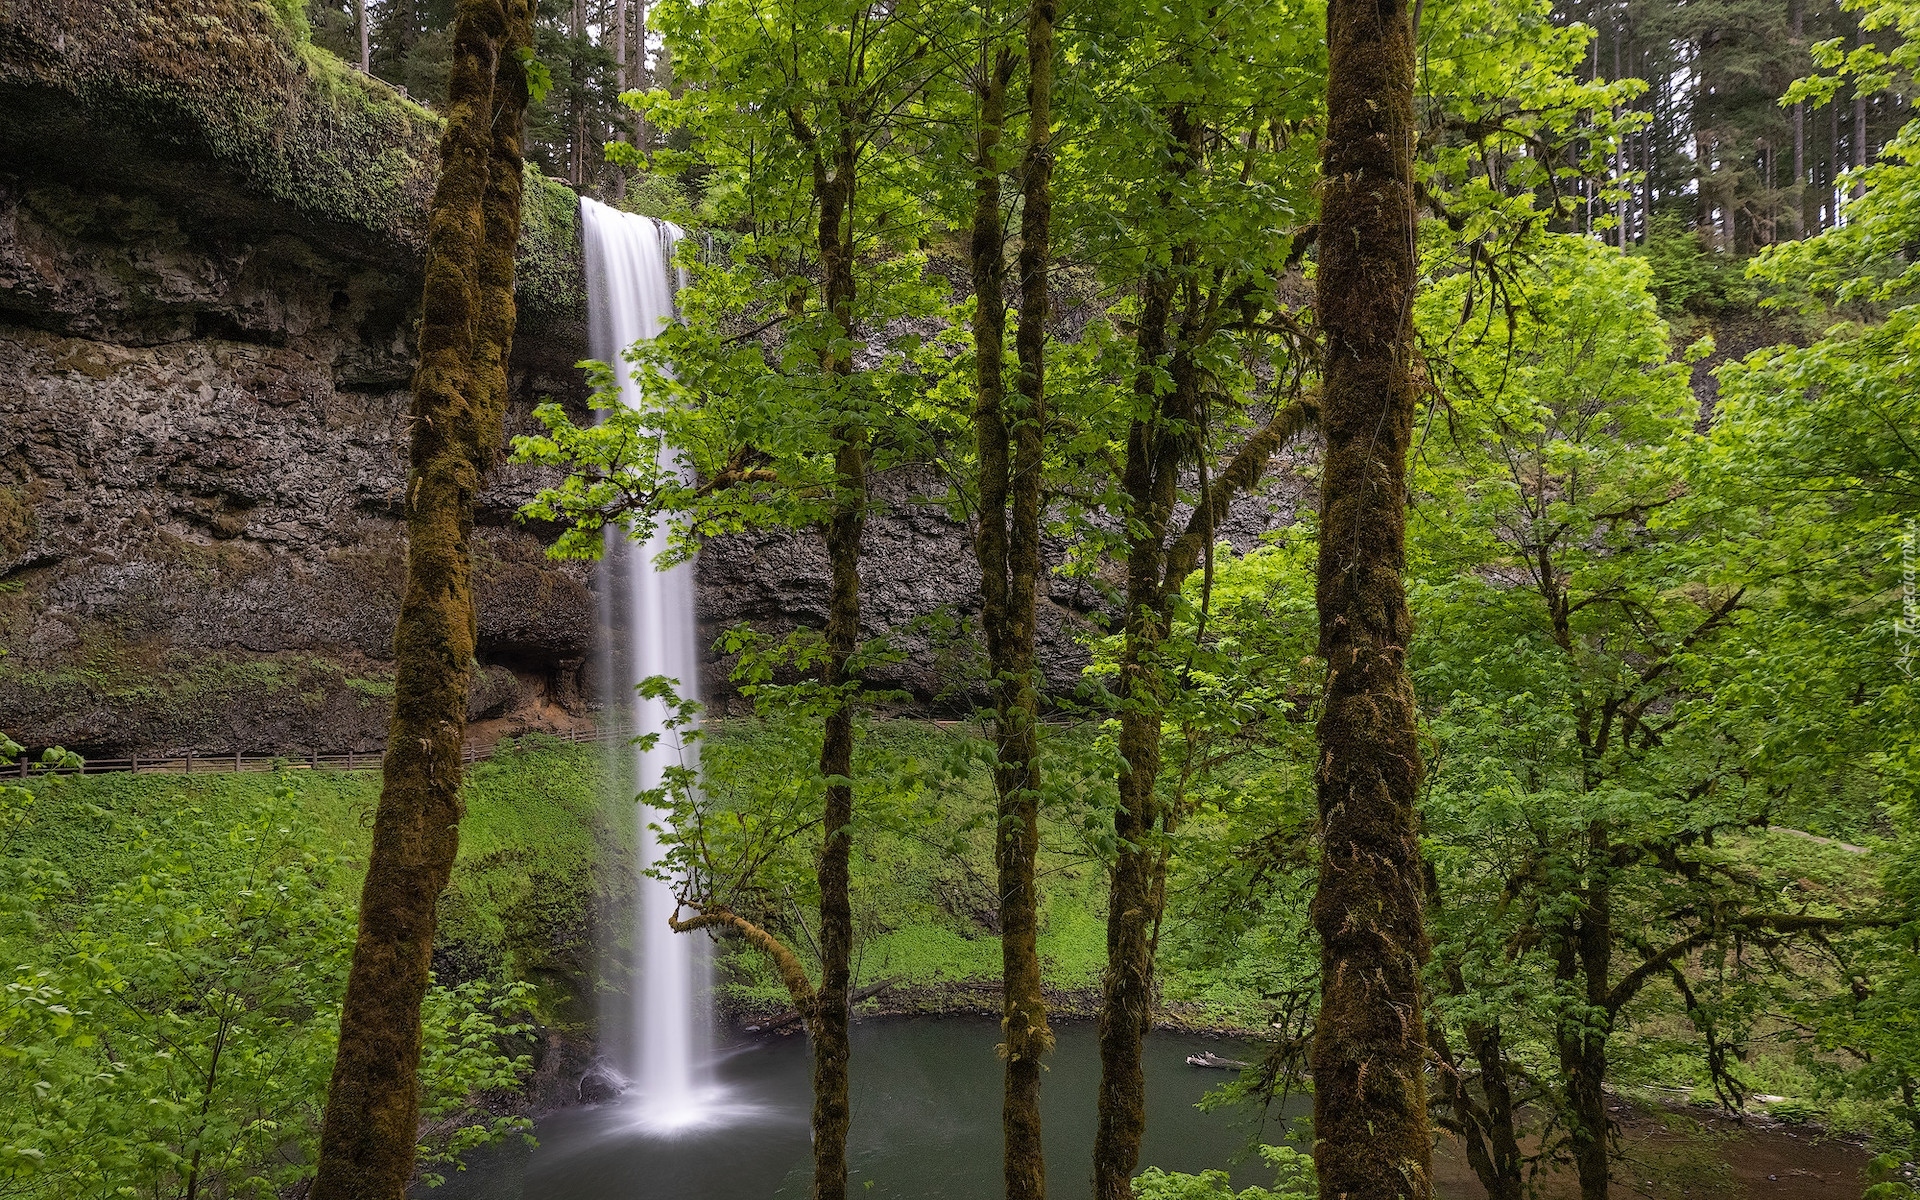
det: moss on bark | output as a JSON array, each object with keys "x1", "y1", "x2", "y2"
[
  {"x1": 0, "y1": 0, "x2": 582, "y2": 319},
  {"x1": 1309, "y1": 0, "x2": 1433, "y2": 1192},
  {"x1": 310, "y1": 0, "x2": 534, "y2": 1194},
  {"x1": 1003, "y1": 6, "x2": 1055, "y2": 1197},
  {"x1": 968, "y1": 22, "x2": 1052, "y2": 1199}
]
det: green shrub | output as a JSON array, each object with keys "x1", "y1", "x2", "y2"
[
  {"x1": 1132, "y1": 1145, "x2": 1317, "y2": 1200},
  {"x1": 1632, "y1": 214, "x2": 1759, "y2": 316},
  {"x1": 0, "y1": 777, "x2": 531, "y2": 1198}
]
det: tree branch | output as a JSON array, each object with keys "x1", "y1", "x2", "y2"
[
  {"x1": 1163, "y1": 395, "x2": 1319, "y2": 588},
  {"x1": 672, "y1": 905, "x2": 818, "y2": 1025},
  {"x1": 1609, "y1": 911, "x2": 1867, "y2": 1013}
]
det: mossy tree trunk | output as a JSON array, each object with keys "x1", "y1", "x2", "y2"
[
  {"x1": 1091, "y1": 102, "x2": 1202, "y2": 1200},
  {"x1": 1003, "y1": 5, "x2": 1053, "y2": 1195},
  {"x1": 311, "y1": 1, "x2": 532, "y2": 1197},
  {"x1": 1090, "y1": 108, "x2": 1320, "y2": 1200},
  {"x1": 1309, "y1": 0, "x2": 1433, "y2": 1190},
  {"x1": 797, "y1": 102, "x2": 865, "y2": 1200},
  {"x1": 967, "y1": 5, "x2": 1054, "y2": 1195},
  {"x1": 672, "y1": 907, "x2": 819, "y2": 1018},
  {"x1": 1092, "y1": 254, "x2": 1181, "y2": 1200}
]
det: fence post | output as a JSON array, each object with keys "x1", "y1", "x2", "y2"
[
  {"x1": 185, "y1": 750, "x2": 193, "y2": 774},
  {"x1": 235, "y1": 750, "x2": 242, "y2": 772},
  {"x1": 131, "y1": 755, "x2": 139, "y2": 774}
]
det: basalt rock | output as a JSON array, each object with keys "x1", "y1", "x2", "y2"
[
  {"x1": 0, "y1": 0, "x2": 594, "y2": 756},
  {"x1": 0, "y1": 167, "x2": 591, "y2": 756}
]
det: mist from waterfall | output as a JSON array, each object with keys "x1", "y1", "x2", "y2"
[{"x1": 580, "y1": 196, "x2": 718, "y2": 1132}]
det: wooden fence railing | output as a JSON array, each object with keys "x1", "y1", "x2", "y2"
[{"x1": 15, "y1": 725, "x2": 637, "y2": 779}]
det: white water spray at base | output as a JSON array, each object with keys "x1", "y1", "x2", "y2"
[{"x1": 581, "y1": 196, "x2": 732, "y2": 1134}]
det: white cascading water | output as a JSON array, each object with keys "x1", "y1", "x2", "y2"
[{"x1": 580, "y1": 196, "x2": 715, "y2": 1131}]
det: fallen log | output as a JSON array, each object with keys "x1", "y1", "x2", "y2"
[{"x1": 1186, "y1": 1051, "x2": 1250, "y2": 1070}]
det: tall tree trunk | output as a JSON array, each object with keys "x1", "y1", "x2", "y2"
[
  {"x1": 356, "y1": 0, "x2": 370, "y2": 71},
  {"x1": 1310, "y1": 0, "x2": 1432, "y2": 1190},
  {"x1": 1792, "y1": 0, "x2": 1807, "y2": 237},
  {"x1": 967, "y1": 28, "x2": 1051, "y2": 1200},
  {"x1": 1000, "y1": 3, "x2": 1054, "y2": 1195},
  {"x1": 1557, "y1": 820, "x2": 1615, "y2": 1200},
  {"x1": 611, "y1": 0, "x2": 628, "y2": 201},
  {"x1": 1092, "y1": 260, "x2": 1182, "y2": 1200},
  {"x1": 1853, "y1": 67, "x2": 1869, "y2": 200},
  {"x1": 570, "y1": 0, "x2": 586, "y2": 188},
  {"x1": 635, "y1": 0, "x2": 652, "y2": 158},
  {"x1": 1093, "y1": 97, "x2": 1319, "y2": 1198},
  {"x1": 613, "y1": 0, "x2": 627, "y2": 96},
  {"x1": 1637, "y1": 43, "x2": 1651, "y2": 242},
  {"x1": 814, "y1": 589, "x2": 855, "y2": 1200},
  {"x1": 311, "y1": 2, "x2": 531, "y2": 1197},
  {"x1": 1830, "y1": 93, "x2": 1840, "y2": 229},
  {"x1": 1085, "y1": 372, "x2": 1318, "y2": 1200},
  {"x1": 1613, "y1": 32, "x2": 1628, "y2": 247},
  {"x1": 810, "y1": 124, "x2": 863, "y2": 1200}
]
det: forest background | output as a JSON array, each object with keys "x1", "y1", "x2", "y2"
[{"x1": 2, "y1": 0, "x2": 1919, "y2": 1196}]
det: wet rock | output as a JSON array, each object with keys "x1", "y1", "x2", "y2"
[
  {"x1": 577, "y1": 1067, "x2": 624, "y2": 1105},
  {"x1": 0, "y1": 167, "x2": 594, "y2": 756}
]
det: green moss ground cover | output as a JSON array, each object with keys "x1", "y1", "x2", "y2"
[{"x1": 11, "y1": 736, "x2": 609, "y2": 1023}]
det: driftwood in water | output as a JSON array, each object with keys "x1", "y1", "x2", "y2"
[
  {"x1": 754, "y1": 977, "x2": 900, "y2": 1033},
  {"x1": 1185, "y1": 1052, "x2": 1250, "y2": 1070}
]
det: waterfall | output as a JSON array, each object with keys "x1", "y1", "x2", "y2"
[{"x1": 580, "y1": 196, "x2": 714, "y2": 1131}]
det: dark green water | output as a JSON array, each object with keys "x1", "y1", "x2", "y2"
[{"x1": 434, "y1": 1018, "x2": 1297, "y2": 1200}]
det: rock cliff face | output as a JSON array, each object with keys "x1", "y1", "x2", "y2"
[
  {"x1": 0, "y1": 0, "x2": 1310, "y2": 757},
  {"x1": 0, "y1": 167, "x2": 599, "y2": 755},
  {"x1": 0, "y1": 0, "x2": 592, "y2": 755}
]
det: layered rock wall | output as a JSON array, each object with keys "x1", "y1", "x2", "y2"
[
  {"x1": 0, "y1": 0, "x2": 595, "y2": 755},
  {"x1": 0, "y1": 168, "x2": 596, "y2": 754}
]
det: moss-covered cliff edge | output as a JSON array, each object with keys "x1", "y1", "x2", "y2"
[{"x1": 0, "y1": 0, "x2": 584, "y2": 331}]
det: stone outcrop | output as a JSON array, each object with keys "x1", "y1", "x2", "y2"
[
  {"x1": 0, "y1": 0, "x2": 592, "y2": 755},
  {"x1": 0, "y1": 163, "x2": 597, "y2": 754}
]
